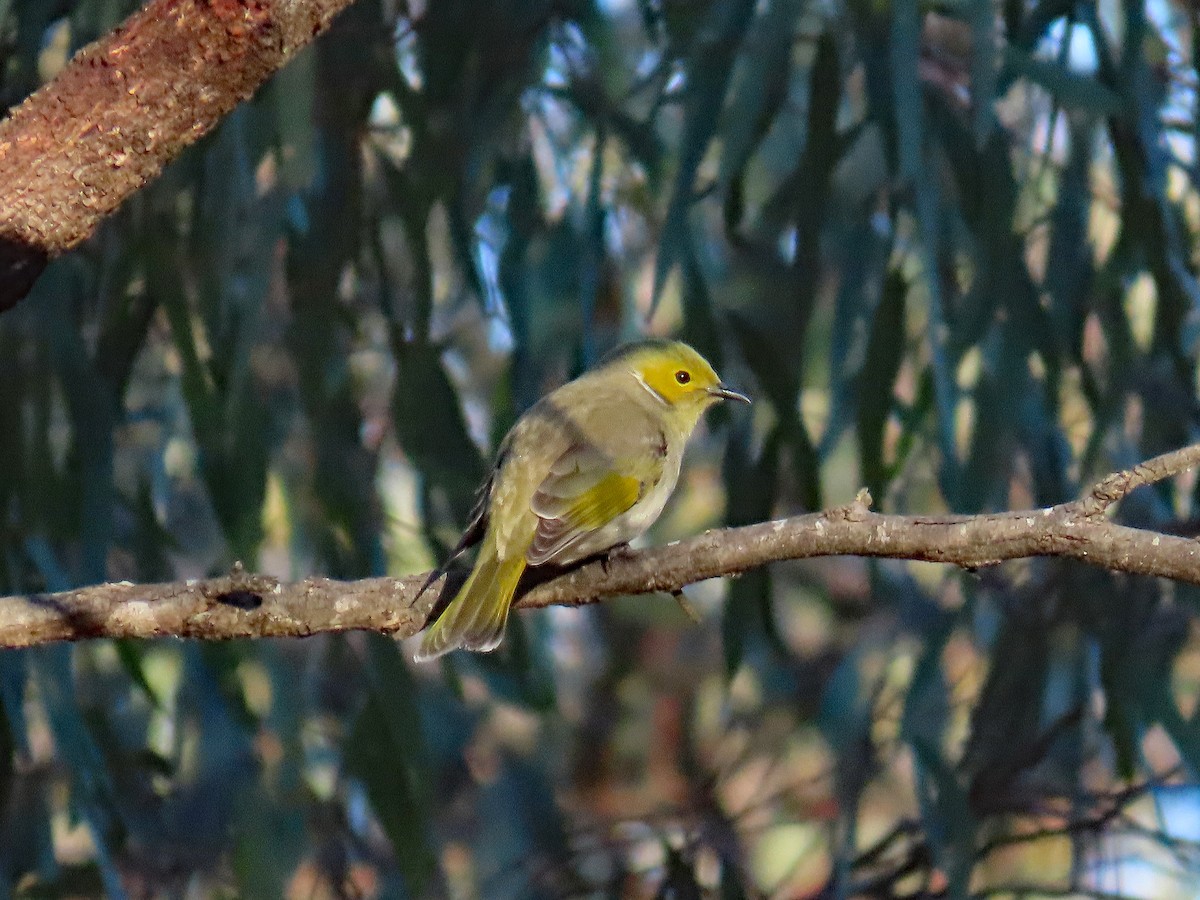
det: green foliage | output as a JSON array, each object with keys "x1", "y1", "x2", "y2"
[
  {"x1": 4, "y1": 0, "x2": 1200, "y2": 895},
  {"x1": 345, "y1": 635, "x2": 436, "y2": 895}
]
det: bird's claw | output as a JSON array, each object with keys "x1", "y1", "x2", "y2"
[{"x1": 600, "y1": 543, "x2": 636, "y2": 574}]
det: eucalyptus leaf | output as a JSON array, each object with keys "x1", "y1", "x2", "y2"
[
  {"x1": 652, "y1": 0, "x2": 757, "y2": 311},
  {"x1": 393, "y1": 339, "x2": 486, "y2": 524},
  {"x1": 345, "y1": 635, "x2": 436, "y2": 896},
  {"x1": 889, "y1": 0, "x2": 924, "y2": 183},
  {"x1": 969, "y1": 0, "x2": 998, "y2": 145},
  {"x1": 1003, "y1": 46, "x2": 1124, "y2": 117},
  {"x1": 857, "y1": 270, "x2": 907, "y2": 502}
]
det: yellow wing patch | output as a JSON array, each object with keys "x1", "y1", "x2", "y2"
[
  {"x1": 564, "y1": 471, "x2": 642, "y2": 529},
  {"x1": 528, "y1": 469, "x2": 642, "y2": 565}
]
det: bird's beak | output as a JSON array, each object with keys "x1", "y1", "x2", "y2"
[{"x1": 708, "y1": 383, "x2": 751, "y2": 404}]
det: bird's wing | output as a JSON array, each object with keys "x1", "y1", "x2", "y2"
[{"x1": 526, "y1": 440, "x2": 660, "y2": 566}]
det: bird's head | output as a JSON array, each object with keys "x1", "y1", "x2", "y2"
[{"x1": 604, "y1": 339, "x2": 750, "y2": 426}]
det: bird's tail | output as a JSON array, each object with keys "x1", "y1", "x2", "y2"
[{"x1": 413, "y1": 540, "x2": 526, "y2": 661}]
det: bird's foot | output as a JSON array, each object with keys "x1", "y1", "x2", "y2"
[{"x1": 600, "y1": 542, "x2": 636, "y2": 574}]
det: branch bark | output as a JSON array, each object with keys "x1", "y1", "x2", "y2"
[
  {"x1": 3, "y1": 444, "x2": 1200, "y2": 651},
  {"x1": 0, "y1": 0, "x2": 358, "y2": 310}
]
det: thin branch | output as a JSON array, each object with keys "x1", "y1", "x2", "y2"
[
  {"x1": 1079, "y1": 443, "x2": 1200, "y2": 516},
  {"x1": 974, "y1": 768, "x2": 1182, "y2": 860},
  {"x1": 3, "y1": 444, "x2": 1200, "y2": 649},
  {"x1": 0, "y1": 0, "x2": 360, "y2": 310}
]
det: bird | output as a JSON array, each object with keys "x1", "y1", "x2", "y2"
[{"x1": 413, "y1": 338, "x2": 750, "y2": 661}]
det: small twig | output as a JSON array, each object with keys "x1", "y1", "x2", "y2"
[
  {"x1": 1077, "y1": 443, "x2": 1200, "y2": 517},
  {"x1": 973, "y1": 768, "x2": 1180, "y2": 860},
  {"x1": 2, "y1": 444, "x2": 1200, "y2": 649},
  {"x1": 670, "y1": 590, "x2": 702, "y2": 624}
]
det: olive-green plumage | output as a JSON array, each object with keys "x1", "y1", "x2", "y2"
[{"x1": 414, "y1": 339, "x2": 749, "y2": 661}]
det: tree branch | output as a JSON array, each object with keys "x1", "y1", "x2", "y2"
[
  {"x1": 3, "y1": 444, "x2": 1200, "y2": 651},
  {"x1": 0, "y1": 0, "x2": 358, "y2": 310}
]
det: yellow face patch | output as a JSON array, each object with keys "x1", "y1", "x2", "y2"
[{"x1": 634, "y1": 346, "x2": 722, "y2": 406}]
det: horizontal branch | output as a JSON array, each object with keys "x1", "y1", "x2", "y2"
[
  {"x1": 3, "y1": 444, "x2": 1200, "y2": 651},
  {"x1": 0, "y1": 0, "x2": 358, "y2": 309}
]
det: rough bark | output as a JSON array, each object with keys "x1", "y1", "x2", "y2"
[
  {"x1": 0, "y1": 0, "x2": 358, "y2": 310},
  {"x1": 2, "y1": 444, "x2": 1200, "y2": 651}
]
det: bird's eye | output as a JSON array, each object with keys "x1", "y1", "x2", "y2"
[{"x1": 675, "y1": 370, "x2": 691, "y2": 385}]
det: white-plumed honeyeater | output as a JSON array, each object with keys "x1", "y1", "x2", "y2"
[{"x1": 414, "y1": 338, "x2": 749, "y2": 661}]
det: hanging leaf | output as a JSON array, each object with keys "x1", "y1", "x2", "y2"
[
  {"x1": 824, "y1": 220, "x2": 890, "y2": 458},
  {"x1": 970, "y1": 0, "x2": 998, "y2": 145},
  {"x1": 889, "y1": 0, "x2": 924, "y2": 183},
  {"x1": 652, "y1": 0, "x2": 758, "y2": 312},
  {"x1": 721, "y1": 423, "x2": 784, "y2": 676},
  {"x1": 29, "y1": 647, "x2": 127, "y2": 900},
  {"x1": 345, "y1": 635, "x2": 437, "y2": 896},
  {"x1": 901, "y1": 623, "x2": 973, "y2": 894},
  {"x1": 715, "y1": 0, "x2": 800, "y2": 192},
  {"x1": 392, "y1": 338, "x2": 486, "y2": 524},
  {"x1": 1002, "y1": 46, "x2": 1123, "y2": 117},
  {"x1": 857, "y1": 270, "x2": 908, "y2": 503}
]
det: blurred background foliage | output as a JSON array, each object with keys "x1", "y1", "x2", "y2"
[{"x1": 3, "y1": 0, "x2": 1200, "y2": 895}]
